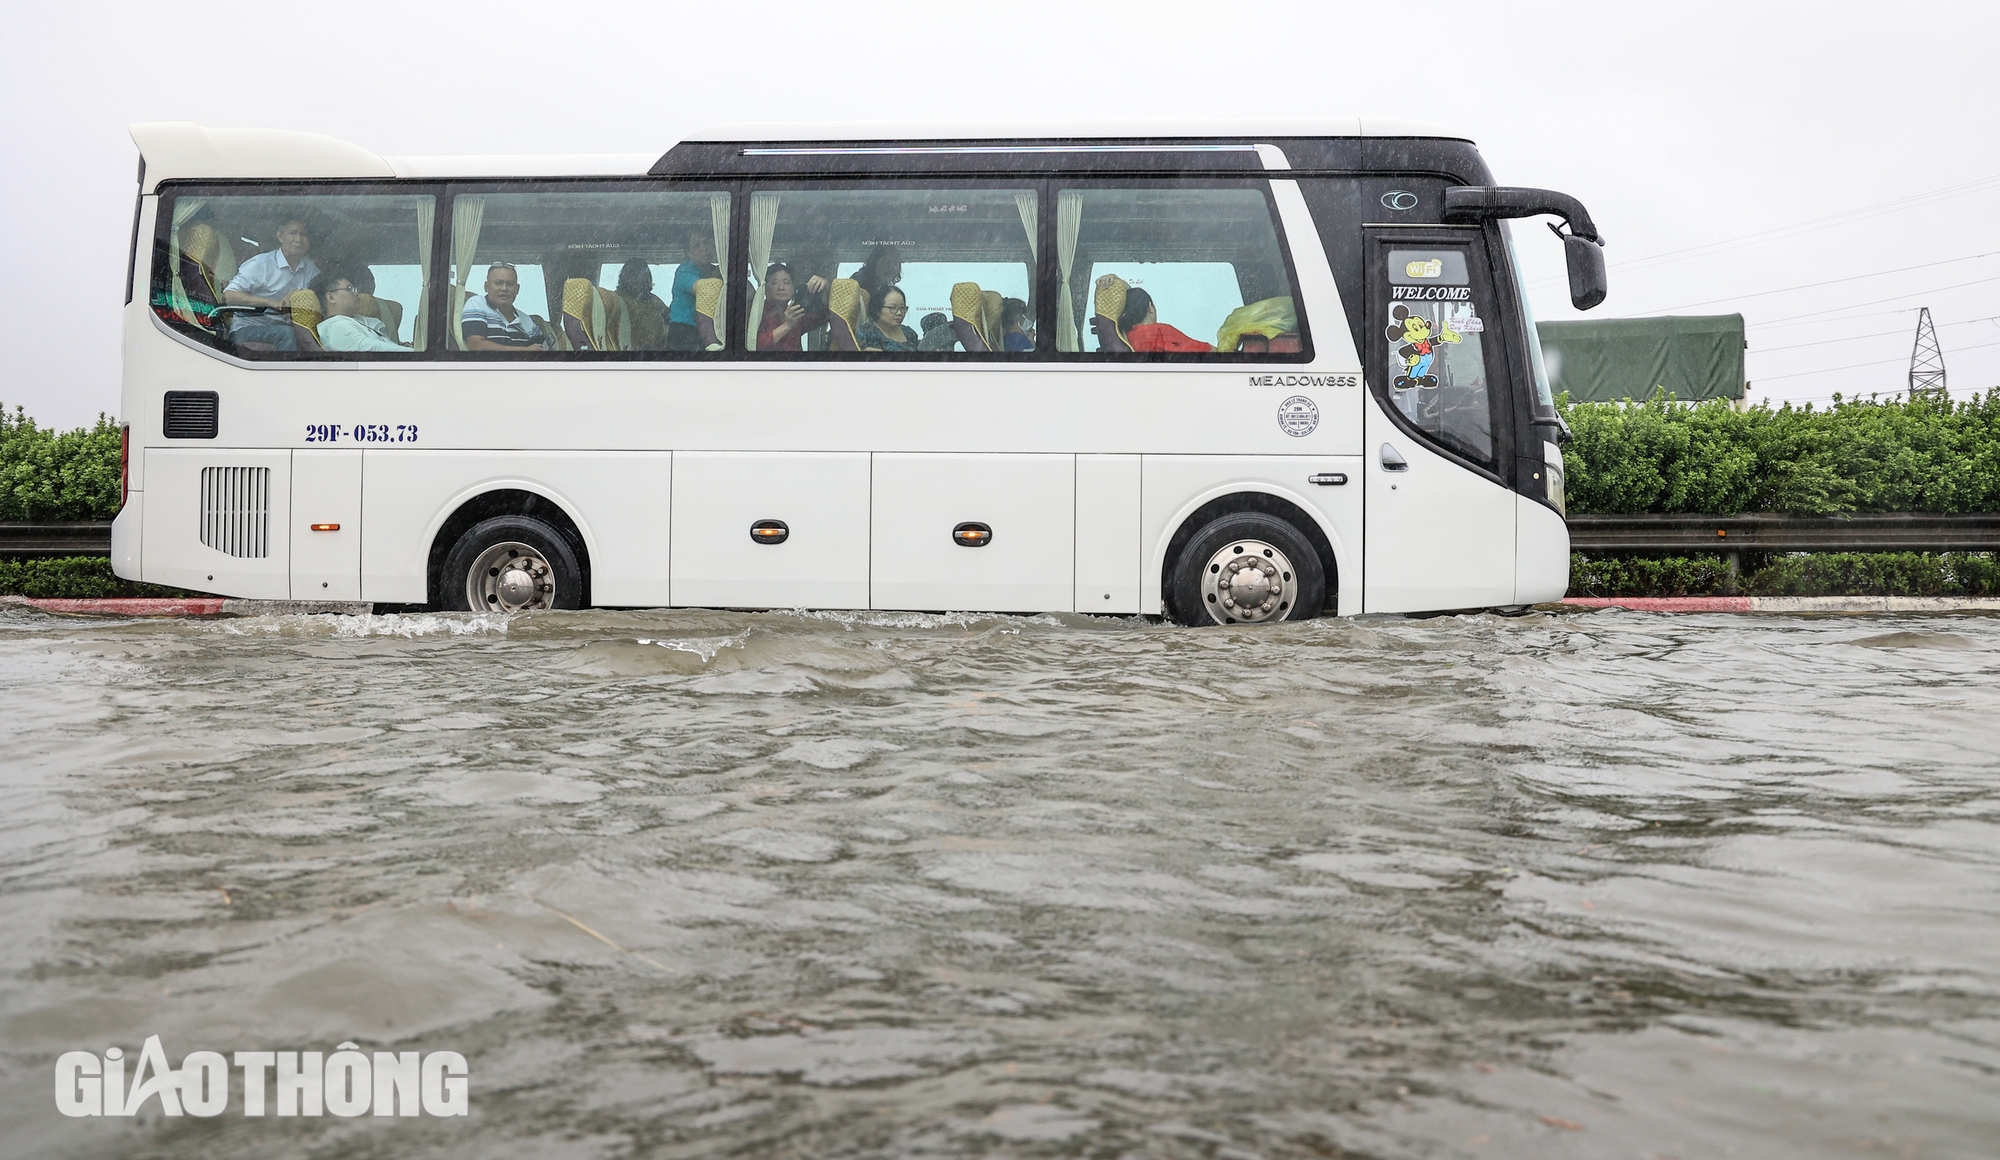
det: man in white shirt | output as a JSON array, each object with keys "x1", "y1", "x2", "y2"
[
  {"x1": 310, "y1": 270, "x2": 409, "y2": 352},
  {"x1": 459, "y1": 264, "x2": 550, "y2": 351},
  {"x1": 223, "y1": 218, "x2": 320, "y2": 350}
]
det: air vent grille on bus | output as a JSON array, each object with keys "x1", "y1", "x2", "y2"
[
  {"x1": 199, "y1": 467, "x2": 270, "y2": 559},
  {"x1": 163, "y1": 391, "x2": 219, "y2": 439}
]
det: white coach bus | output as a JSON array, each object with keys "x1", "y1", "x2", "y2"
[{"x1": 113, "y1": 120, "x2": 1607, "y2": 624}]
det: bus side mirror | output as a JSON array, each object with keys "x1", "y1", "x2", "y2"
[{"x1": 1559, "y1": 228, "x2": 1608, "y2": 311}]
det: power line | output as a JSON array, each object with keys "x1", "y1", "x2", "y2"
[
  {"x1": 1752, "y1": 315, "x2": 2000, "y2": 353},
  {"x1": 1631, "y1": 251, "x2": 2000, "y2": 315},
  {"x1": 1531, "y1": 171, "x2": 2000, "y2": 283},
  {"x1": 1751, "y1": 274, "x2": 2000, "y2": 327},
  {"x1": 1751, "y1": 337, "x2": 2000, "y2": 381}
]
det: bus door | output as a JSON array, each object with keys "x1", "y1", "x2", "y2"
[{"x1": 1361, "y1": 228, "x2": 1519, "y2": 612}]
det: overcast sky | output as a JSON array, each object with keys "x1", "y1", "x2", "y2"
[{"x1": 3, "y1": 1, "x2": 1997, "y2": 429}]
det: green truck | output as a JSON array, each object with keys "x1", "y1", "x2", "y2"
[{"x1": 1538, "y1": 314, "x2": 1746, "y2": 403}]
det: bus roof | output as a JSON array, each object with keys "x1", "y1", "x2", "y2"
[
  {"x1": 130, "y1": 119, "x2": 1474, "y2": 193},
  {"x1": 682, "y1": 119, "x2": 1466, "y2": 142}
]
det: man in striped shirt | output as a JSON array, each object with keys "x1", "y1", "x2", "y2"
[{"x1": 460, "y1": 264, "x2": 550, "y2": 351}]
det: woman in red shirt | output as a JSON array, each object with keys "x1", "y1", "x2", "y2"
[{"x1": 1117, "y1": 287, "x2": 1213, "y2": 353}]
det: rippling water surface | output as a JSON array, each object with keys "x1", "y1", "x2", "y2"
[{"x1": 2, "y1": 604, "x2": 1998, "y2": 1158}]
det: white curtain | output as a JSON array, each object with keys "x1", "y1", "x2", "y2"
[
  {"x1": 166, "y1": 197, "x2": 207, "y2": 324},
  {"x1": 710, "y1": 193, "x2": 731, "y2": 340},
  {"x1": 412, "y1": 197, "x2": 434, "y2": 351},
  {"x1": 1015, "y1": 190, "x2": 1038, "y2": 260},
  {"x1": 1055, "y1": 190, "x2": 1082, "y2": 352},
  {"x1": 450, "y1": 196, "x2": 486, "y2": 349},
  {"x1": 744, "y1": 192, "x2": 780, "y2": 348}
]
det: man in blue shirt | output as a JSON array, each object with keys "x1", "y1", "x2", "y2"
[
  {"x1": 664, "y1": 228, "x2": 718, "y2": 351},
  {"x1": 222, "y1": 218, "x2": 319, "y2": 350}
]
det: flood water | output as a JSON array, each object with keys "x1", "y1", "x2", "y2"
[{"x1": 1, "y1": 604, "x2": 1997, "y2": 1158}]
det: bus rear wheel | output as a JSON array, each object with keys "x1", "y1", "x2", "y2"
[
  {"x1": 1167, "y1": 512, "x2": 1325, "y2": 627},
  {"x1": 442, "y1": 516, "x2": 583, "y2": 613}
]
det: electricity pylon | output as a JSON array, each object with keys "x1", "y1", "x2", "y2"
[{"x1": 1909, "y1": 306, "x2": 1947, "y2": 397}]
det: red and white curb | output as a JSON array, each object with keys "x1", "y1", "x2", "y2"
[
  {"x1": 8, "y1": 595, "x2": 1999, "y2": 618},
  {"x1": 0, "y1": 596, "x2": 371, "y2": 617},
  {"x1": 1562, "y1": 596, "x2": 2000, "y2": 613}
]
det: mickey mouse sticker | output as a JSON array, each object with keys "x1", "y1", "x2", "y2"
[{"x1": 1386, "y1": 304, "x2": 1461, "y2": 390}]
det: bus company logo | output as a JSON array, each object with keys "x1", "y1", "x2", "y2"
[
  {"x1": 54, "y1": 1037, "x2": 469, "y2": 1118},
  {"x1": 1277, "y1": 396, "x2": 1319, "y2": 437},
  {"x1": 1404, "y1": 258, "x2": 1444, "y2": 279},
  {"x1": 1391, "y1": 285, "x2": 1472, "y2": 302},
  {"x1": 1380, "y1": 190, "x2": 1421, "y2": 211},
  {"x1": 1248, "y1": 374, "x2": 1356, "y2": 389}
]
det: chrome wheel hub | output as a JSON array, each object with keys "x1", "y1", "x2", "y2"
[
  {"x1": 467, "y1": 541, "x2": 556, "y2": 613},
  {"x1": 1199, "y1": 539, "x2": 1298, "y2": 625}
]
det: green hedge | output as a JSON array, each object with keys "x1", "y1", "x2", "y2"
[
  {"x1": 1559, "y1": 390, "x2": 2000, "y2": 515},
  {"x1": 0, "y1": 557, "x2": 193, "y2": 599},
  {"x1": 1570, "y1": 552, "x2": 2000, "y2": 598},
  {"x1": 0, "y1": 404, "x2": 123, "y2": 521}
]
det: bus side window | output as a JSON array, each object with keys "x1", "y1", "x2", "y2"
[
  {"x1": 1056, "y1": 185, "x2": 1305, "y2": 357},
  {"x1": 743, "y1": 186, "x2": 1038, "y2": 354},
  {"x1": 445, "y1": 187, "x2": 729, "y2": 354},
  {"x1": 149, "y1": 190, "x2": 434, "y2": 358}
]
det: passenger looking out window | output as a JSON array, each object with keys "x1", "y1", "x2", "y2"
[
  {"x1": 461, "y1": 263, "x2": 551, "y2": 351},
  {"x1": 848, "y1": 246, "x2": 903, "y2": 318},
  {"x1": 857, "y1": 286, "x2": 918, "y2": 352},
  {"x1": 311, "y1": 269, "x2": 409, "y2": 351},
  {"x1": 1000, "y1": 297, "x2": 1033, "y2": 352},
  {"x1": 617, "y1": 261, "x2": 671, "y2": 351},
  {"x1": 666, "y1": 229, "x2": 720, "y2": 351},
  {"x1": 756, "y1": 264, "x2": 830, "y2": 351},
  {"x1": 223, "y1": 218, "x2": 319, "y2": 350}
]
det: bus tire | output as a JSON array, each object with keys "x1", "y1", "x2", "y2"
[
  {"x1": 1166, "y1": 511, "x2": 1325, "y2": 627},
  {"x1": 441, "y1": 515, "x2": 584, "y2": 613}
]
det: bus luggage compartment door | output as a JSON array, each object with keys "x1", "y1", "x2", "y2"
[
  {"x1": 871, "y1": 454, "x2": 1075, "y2": 614},
  {"x1": 671, "y1": 452, "x2": 871, "y2": 610},
  {"x1": 141, "y1": 448, "x2": 293, "y2": 599},
  {"x1": 291, "y1": 449, "x2": 361, "y2": 600}
]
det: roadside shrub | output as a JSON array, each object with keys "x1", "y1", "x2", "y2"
[
  {"x1": 1559, "y1": 390, "x2": 2000, "y2": 515},
  {"x1": 0, "y1": 557, "x2": 191, "y2": 599},
  {"x1": 1569, "y1": 552, "x2": 2000, "y2": 598},
  {"x1": 0, "y1": 404, "x2": 123, "y2": 521}
]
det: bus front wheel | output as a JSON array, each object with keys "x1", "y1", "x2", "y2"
[
  {"x1": 1167, "y1": 512, "x2": 1325, "y2": 627},
  {"x1": 442, "y1": 516, "x2": 584, "y2": 613}
]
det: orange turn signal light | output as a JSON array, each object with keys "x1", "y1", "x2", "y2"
[
  {"x1": 310, "y1": 523, "x2": 340, "y2": 532},
  {"x1": 749, "y1": 520, "x2": 790, "y2": 545},
  {"x1": 952, "y1": 522, "x2": 993, "y2": 547}
]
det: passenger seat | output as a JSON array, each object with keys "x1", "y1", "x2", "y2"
[
  {"x1": 826, "y1": 278, "x2": 864, "y2": 350},
  {"x1": 286, "y1": 289, "x2": 325, "y2": 352},
  {"x1": 1092, "y1": 275, "x2": 1133, "y2": 353},
  {"x1": 949, "y1": 283, "x2": 991, "y2": 352}
]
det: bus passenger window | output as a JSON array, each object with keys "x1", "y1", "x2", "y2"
[
  {"x1": 744, "y1": 187, "x2": 1037, "y2": 354},
  {"x1": 447, "y1": 188, "x2": 730, "y2": 354},
  {"x1": 150, "y1": 191, "x2": 434, "y2": 357},
  {"x1": 1055, "y1": 186, "x2": 1302, "y2": 357},
  {"x1": 1383, "y1": 248, "x2": 1492, "y2": 463}
]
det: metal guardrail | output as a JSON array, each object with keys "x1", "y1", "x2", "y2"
[
  {"x1": 4, "y1": 514, "x2": 1999, "y2": 560},
  {"x1": 0, "y1": 522, "x2": 113, "y2": 557},
  {"x1": 1567, "y1": 513, "x2": 2000, "y2": 553}
]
